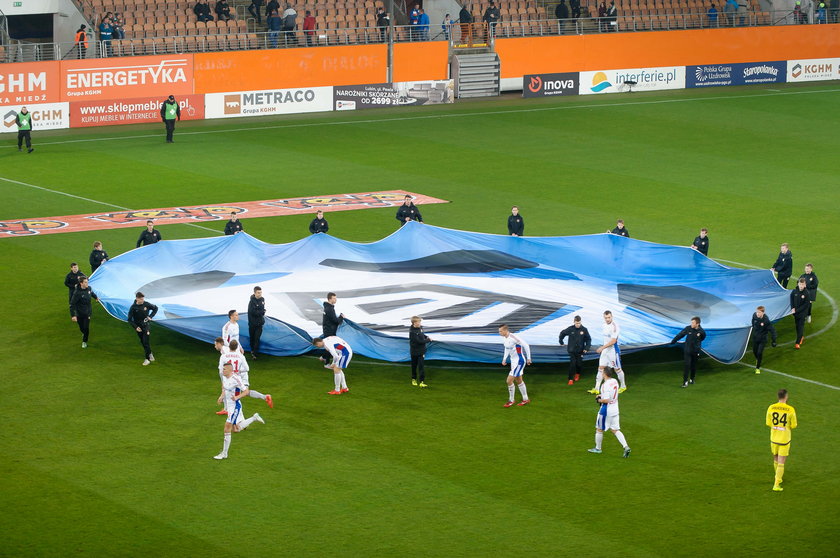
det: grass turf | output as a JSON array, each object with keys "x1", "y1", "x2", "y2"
[{"x1": 2, "y1": 82, "x2": 839, "y2": 557}]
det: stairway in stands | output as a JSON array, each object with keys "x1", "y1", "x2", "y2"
[{"x1": 451, "y1": 49, "x2": 500, "y2": 98}]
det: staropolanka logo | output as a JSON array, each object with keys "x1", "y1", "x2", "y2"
[
  {"x1": 590, "y1": 72, "x2": 612, "y2": 92},
  {"x1": 528, "y1": 76, "x2": 543, "y2": 93}
]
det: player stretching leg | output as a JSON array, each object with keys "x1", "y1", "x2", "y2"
[
  {"x1": 766, "y1": 389, "x2": 797, "y2": 491},
  {"x1": 588, "y1": 367, "x2": 631, "y2": 457},
  {"x1": 214, "y1": 363, "x2": 265, "y2": 460},
  {"x1": 313, "y1": 336, "x2": 352, "y2": 395},
  {"x1": 219, "y1": 340, "x2": 272, "y2": 408},
  {"x1": 499, "y1": 324, "x2": 532, "y2": 407},
  {"x1": 589, "y1": 310, "x2": 626, "y2": 394}
]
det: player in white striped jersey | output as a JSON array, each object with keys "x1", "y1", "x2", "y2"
[
  {"x1": 214, "y1": 338, "x2": 273, "y2": 414},
  {"x1": 214, "y1": 363, "x2": 265, "y2": 460},
  {"x1": 222, "y1": 310, "x2": 244, "y2": 354},
  {"x1": 312, "y1": 336, "x2": 352, "y2": 395},
  {"x1": 499, "y1": 324, "x2": 532, "y2": 407},
  {"x1": 588, "y1": 367, "x2": 630, "y2": 457},
  {"x1": 589, "y1": 310, "x2": 627, "y2": 395}
]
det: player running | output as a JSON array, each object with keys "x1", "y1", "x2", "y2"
[
  {"x1": 214, "y1": 363, "x2": 265, "y2": 460},
  {"x1": 222, "y1": 310, "x2": 243, "y2": 353},
  {"x1": 313, "y1": 336, "x2": 352, "y2": 395},
  {"x1": 766, "y1": 389, "x2": 797, "y2": 492},
  {"x1": 589, "y1": 310, "x2": 626, "y2": 394},
  {"x1": 499, "y1": 324, "x2": 532, "y2": 407},
  {"x1": 216, "y1": 338, "x2": 272, "y2": 414},
  {"x1": 588, "y1": 367, "x2": 631, "y2": 457}
]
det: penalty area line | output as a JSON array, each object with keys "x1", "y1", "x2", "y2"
[{"x1": 735, "y1": 362, "x2": 840, "y2": 391}]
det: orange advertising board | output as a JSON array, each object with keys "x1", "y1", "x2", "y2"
[
  {"x1": 60, "y1": 55, "x2": 194, "y2": 102},
  {"x1": 393, "y1": 42, "x2": 449, "y2": 82},
  {"x1": 0, "y1": 61, "x2": 61, "y2": 105},
  {"x1": 193, "y1": 45, "x2": 387, "y2": 94},
  {"x1": 69, "y1": 94, "x2": 205, "y2": 128}
]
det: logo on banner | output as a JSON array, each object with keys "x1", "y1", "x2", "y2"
[
  {"x1": 89, "y1": 206, "x2": 246, "y2": 224},
  {"x1": 64, "y1": 59, "x2": 190, "y2": 93},
  {"x1": 2, "y1": 109, "x2": 16, "y2": 128},
  {"x1": 0, "y1": 219, "x2": 67, "y2": 236},
  {"x1": 590, "y1": 72, "x2": 612, "y2": 92},
  {"x1": 788, "y1": 60, "x2": 835, "y2": 81},
  {"x1": 336, "y1": 100, "x2": 356, "y2": 110},
  {"x1": 791, "y1": 64, "x2": 802, "y2": 79},
  {"x1": 0, "y1": 69, "x2": 50, "y2": 104},
  {"x1": 1, "y1": 103, "x2": 69, "y2": 131},
  {"x1": 687, "y1": 64, "x2": 734, "y2": 87},
  {"x1": 528, "y1": 76, "x2": 543, "y2": 93},
  {"x1": 523, "y1": 73, "x2": 579, "y2": 97},
  {"x1": 224, "y1": 94, "x2": 241, "y2": 115},
  {"x1": 263, "y1": 193, "x2": 409, "y2": 210}
]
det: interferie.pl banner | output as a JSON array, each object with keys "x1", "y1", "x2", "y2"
[
  {"x1": 69, "y1": 94, "x2": 205, "y2": 128},
  {"x1": 333, "y1": 80, "x2": 454, "y2": 110}
]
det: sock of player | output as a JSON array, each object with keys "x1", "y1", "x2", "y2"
[
  {"x1": 339, "y1": 372, "x2": 348, "y2": 389},
  {"x1": 517, "y1": 382, "x2": 529, "y2": 400},
  {"x1": 614, "y1": 430, "x2": 628, "y2": 449},
  {"x1": 334, "y1": 373, "x2": 341, "y2": 391},
  {"x1": 222, "y1": 433, "x2": 231, "y2": 456},
  {"x1": 595, "y1": 431, "x2": 603, "y2": 450},
  {"x1": 239, "y1": 416, "x2": 256, "y2": 430},
  {"x1": 774, "y1": 463, "x2": 785, "y2": 485},
  {"x1": 616, "y1": 369, "x2": 626, "y2": 388},
  {"x1": 248, "y1": 390, "x2": 266, "y2": 400},
  {"x1": 594, "y1": 369, "x2": 603, "y2": 390},
  {"x1": 773, "y1": 460, "x2": 778, "y2": 472},
  {"x1": 507, "y1": 384, "x2": 515, "y2": 402}
]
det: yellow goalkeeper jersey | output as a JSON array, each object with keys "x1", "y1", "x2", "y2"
[{"x1": 766, "y1": 402, "x2": 797, "y2": 445}]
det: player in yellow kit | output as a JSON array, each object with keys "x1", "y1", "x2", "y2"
[{"x1": 765, "y1": 389, "x2": 797, "y2": 492}]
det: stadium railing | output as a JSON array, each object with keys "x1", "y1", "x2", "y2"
[{"x1": 0, "y1": 12, "x2": 823, "y2": 63}]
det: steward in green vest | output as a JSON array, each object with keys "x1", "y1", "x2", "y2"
[
  {"x1": 16, "y1": 107, "x2": 34, "y2": 153},
  {"x1": 159, "y1": 95, "x2": 181, "y2": 143}
]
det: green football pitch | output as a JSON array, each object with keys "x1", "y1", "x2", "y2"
[{"x1": 2, "y1": 82, "x2": 839, "y2": 557}]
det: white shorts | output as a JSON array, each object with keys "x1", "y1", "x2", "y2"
[
  {"x1": 508, "y1": 358, "x2": 526, "y2": 378},
  {"x1": 598, "y1": 346, "x2": 622, "y2": 369},
  {"x1": 226, "y1": 400, "x2": 244, "y2": 425},
  {"x1": 596, "y1": 407, "x2": 620, "y2": 431},
  {"x1": 237, "y1": 371, "x2": 250, "y2": 387}
]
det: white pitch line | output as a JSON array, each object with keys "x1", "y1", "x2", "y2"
[
  {"x1": 735, "y1": 362, "x2": 840, "y2": 391},
  {"x1": 1, "y1": 87, "x2": 838, "y2": 150},
  {"x1": 0, "y1": 175, "x2": 223, "y2": 236}
]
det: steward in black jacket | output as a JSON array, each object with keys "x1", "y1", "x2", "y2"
[
  {"x1": 409, "y1": 318, "x2": 431, "y2": 385},
  {"x1": 771, "y1": 245, "x2": 793, "y2": 288},
  {"x1": 309, "y1": 211, "x2": 329, "y2": 234},
  {"x1": 248, "y1": 287, "x2": 266, "y2": 357},
  {"x1": 127, "y1": 293, "x2": 158, "y2": 363},
  {"x1": 790, "y1": 279, "x2": 809, "y2": 347},
  {"x1": 751, "y1": 308, "x2": 776, "y2": 372},
  {"x1": 559, "y1": 319, "x2": 591, "y2": 383},
  {"x1": 671, "y1": 318, "x2": 706, "y2": 386},
  {"x1": 224, "y1": 213, "x2": 244, "y2": 235},
  {"x1": 64, "y1": 263, "x2": 85, "y2": 302},
  {"x1": 396, "y1": 198, "x2": 423, "y2": 225},
  {"x1": 70, "y1": 277, "x2": 98, "y2": 346},
  {"x1": 508, "y1": 208, "x2": 524, "y2": 236}
]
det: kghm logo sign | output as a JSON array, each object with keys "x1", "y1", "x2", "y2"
[
  {"x1": 0, "y1": 71, "x2": 47, "y2": 93},
  {"x1": 791, "y1": 64, "x2": 802, "y2": 79},
  {"x1": 3, "y1": 106, "x2": 66, "y2": 128},
  {"x1": 65, "y1": 59, "x2": 189, "y2": 91}
]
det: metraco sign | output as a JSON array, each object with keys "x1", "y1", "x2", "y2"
[
  {"x1": 204, "y1": 87, "x2": 333, "y2": 119},
  {"x1": 0, "y1": 102, "x2": 70, "y2": 133},
  {"x1": 786, "y1": 58, "x2": 840, "y2": 82},
  {"x1": 0, "y1": 62, "x2": 60, "y2": 105},
  {"x1": 61, "y1": 55, "x2": 194, "y2": 102}
]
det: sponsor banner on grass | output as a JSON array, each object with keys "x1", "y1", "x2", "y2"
[
  {"x1": 579, "y1": 67, "x2": 685, "y2": 95},
  {"x1": 0, "y1": 61, "x2": 61, "y2": 105},
  {"x1": 70, "y1": 94, "x2": 205, "y2": 128},
  {"x1": 786, "y1": 58, "x2": 840, "y2": 82},
  {"x1": 205, "y1": 86, "x2": 333, "y2": 119},
  {"x1": 0, "y1": 191, "x2": 449, "y2": 237},
  {"x1": 0, "y1": 102, "x2": 70, "y2": 133},
  {"x1": 61, "y1": 55, "x2": 194, "y2": 102},
  {"x1": 522, "y1": 73, "x2": 580, "y2": 98},
  {"x1": 333, "y1": 81, "x2": 454, "y2": 110},
  {"x1": 686, "y1": 61, "x2": 787, "y2": 87}
]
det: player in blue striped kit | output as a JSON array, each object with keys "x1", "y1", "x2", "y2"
[
  {"x1": 499, "y1": 324, "x2": 532, "y2": 407},
  {"x1": 214, "y1": 362, "x2": 264, "y2": 460},
  {"x1": 313, "y1": 336, "x2": 353, "y2": 395}
]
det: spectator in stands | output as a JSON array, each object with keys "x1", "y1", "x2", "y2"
[
  {"x1": 112, "y1": 13, "x2": 125, "y2": 39},
  {"x1": 724, "y1": 0, "x2": 738, "y2": 24},
  {"x1": 483, "y1": 1, "x2": 500, "y2": 39},
  {"x1": 555, "y1": 0, "x2": 570, "y2": 34},
  {"x1": 99, "y1": 17, "x2": 113, "y2": 57},
  {"x1": 459, "y1": 4, "x2": 473, "y2": 43},
  {"x1": 830, "y1": 0, "x2": 839, "y2": 23},
  {"x1": 570, "y1": 0, "x2": 582, "y2": 19},
  {"x1": 267, "y1": 9, "x2": 282, "y2": 47},
  {"x1": 304, "y1": 10, "x2": 316, "y2": 46},
  {"x1": 418, "y1": 8, "x2": 430, "y2": 40},
  {"x1": 283, "y1": 4, "x2": 297, "y2": 44},
  {"x1": 376, "y1": 7, "x2": 389, "y2": 42},
  {"x1": 410, "y1": 3, "x2": 421, "y2": 40},
  {"x1": 736, "y1": 0, "x2": 747, "y2": 25},
  {"x1": 707, "y1": 3, "x2": 718, "y2": 26},
  {"x1": 248, "y1": 0, "x2": 264, "y2": 24},
  {"x1": 74, "y1": 24, "x2": 88, "y2": 59},
  {"x1": 215, "y1": 0, "x2": 232, "y2": 22},
  {"x1": 266, "y1": 0, "x2": 280, "y2": 22},
  {"x1": 194, "y1": 1, "x2": 214, "y2": 22},
  {"x1": 606, "y1": 0, "x2": 617, "y2": 30},
  {"x1": 442, "y1": 13, "x2": 452, "y2": 40},
  {"x1": 816, "y1": 1, "x2": 827, "y2": 22},
  {"x1": 597, "y1": 1, "x2": 607, "y2": 32}
]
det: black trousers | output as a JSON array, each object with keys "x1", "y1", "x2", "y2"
[
  {"x1": 777, "y1": 273, "x2": 790, "y2": 288},
  {"x1": 795, "y1": 315, "x2": 807, "y2": 343},
  {"x1": 411, "y1": 354, "x2": 425, "y2": 382},
  {"x1": 164, "y1": 120, "x2": 176, "y2": 142},
  {"x1": 753, "y1": 339, "x2": 766, "y2": 368},
  {"x1": 136, "y1": 327, "x2": 152, "y2": 359},
  {"x1": 76, "y1": 314, "x2": 91, "y2": 343},
  {"x1": 18, "y1": 130, "x2": 31, "y2": 149},
  {"x1": 249, "y1": 323, "x2": 263, "y2": 354},
  {"x1": 568, "y1": 352, "x2": 583, "y2": 380},
  {"x1": 683, "y1": 352, "x2": 699, "y2": 383}
]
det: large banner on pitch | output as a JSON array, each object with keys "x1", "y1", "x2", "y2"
[
  {"x1": 70, "y1": 94, "x2": 205, "y2": 128},
  {"x1": 579, "y1": 67, "x2": 685, "y2": 95},
  {"x1": 205, "y1": 86, "x2": 333, "y2": 119}
]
